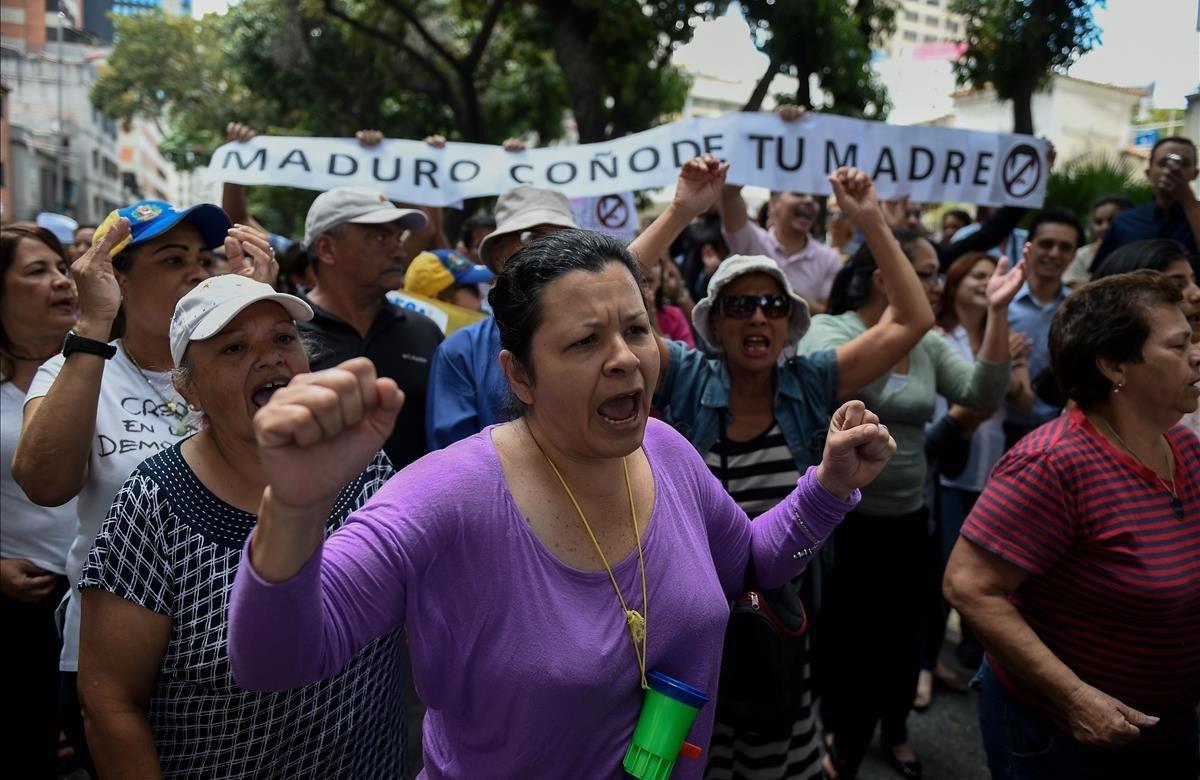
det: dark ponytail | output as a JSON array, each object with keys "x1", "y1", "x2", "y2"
[{"x1": 827, "y1": 228, "x2": 929, "y2": 315}]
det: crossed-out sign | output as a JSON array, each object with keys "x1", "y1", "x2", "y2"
[
  {"x1": 1002, "y1": 144, "x2": 1042, "y2": 199},
  {"x1": 596, "y1": 194, "x2": 631, "y2": 230}
]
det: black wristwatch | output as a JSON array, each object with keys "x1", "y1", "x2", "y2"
[{"x1": 62, "y1": 330, "x2": 117, "y2": 360}]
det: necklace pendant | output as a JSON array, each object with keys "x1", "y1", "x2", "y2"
[{"x1": 626, "y1": 609, "x2": 646, "y2": 647}]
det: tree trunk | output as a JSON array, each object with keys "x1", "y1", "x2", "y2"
[
  {"x1": 459, "y1": 74, "x2": 486, "y2": 142},
  {"x1": 794, "y1": 71, "x2": 813, "y2": 109},
  {"x1": 790, "y1": 33, "x2": 813, "y2": 109},
  {"x1": 743, "y1": 57, "x2": 780, "y2": 112},
  {"x1": 1011, "y1": 80, "x2": 1035, "y2": 135},
  {"x1": 539, "y1": 1, "x2": 609, "y2": 141}
]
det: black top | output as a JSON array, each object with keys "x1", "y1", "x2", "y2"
[
  {"x1": 1092, "y1": 200, "x2": 1199, "y2": 270},
  {"x1": 299, "y1": 296, "x2": 443, "y2": 468},
  {"x1": 935, "y1": 206, "x2": 1027, "y2": 272}
]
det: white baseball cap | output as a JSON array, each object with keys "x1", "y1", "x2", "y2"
[
  {"x1": 170, "y1": 275, "x2": 313, "y2": 366},
  {"x1": 302, "y1": 186, "x2": 428, "y2": 249}
]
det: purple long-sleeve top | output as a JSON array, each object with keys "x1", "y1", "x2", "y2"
[{"x1": 228, "y1": 419, "x2": 858, "y2": 779}]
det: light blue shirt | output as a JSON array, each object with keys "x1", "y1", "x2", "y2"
[{"x1": 1007, "y1": 280, "x2": 1067, "y2": 429}]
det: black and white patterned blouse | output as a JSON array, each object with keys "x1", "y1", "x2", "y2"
[{"x1": 81, "y1": 444, "x2": 406, "y2": 778}]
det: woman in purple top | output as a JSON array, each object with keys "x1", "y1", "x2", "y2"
[{"x1": 227, "y1": 230, "x2": 898, "y2": 779}]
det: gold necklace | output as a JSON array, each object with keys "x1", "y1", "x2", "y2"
[
  {"x1": 1093, "y1": 414, "x2": 1184, "y2": 521},
  {"x1": 534, "y1": 430, "x2": 649, "y2": 689},
  {"x1": 119, "y1": 341, "x2": 189, "y2": 436}
]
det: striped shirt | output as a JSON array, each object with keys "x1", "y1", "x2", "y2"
[
  {"x1": 962, "y1": 407, "x2": 1200, "y2": 747},
  {"x1": 705, "y1": 423, "x2": 800, "y2": 518},
  {"x1": 704, "y1": 424, "x2": 821, "y2": 780}
]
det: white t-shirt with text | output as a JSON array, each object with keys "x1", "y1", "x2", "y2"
[{"x1": 27, "y1": 342, "x2": 197, "y2": 671}]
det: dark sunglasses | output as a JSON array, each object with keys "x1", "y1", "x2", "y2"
[{"x1": 719, "y1": 294, "x2": 792, "y2": 320}]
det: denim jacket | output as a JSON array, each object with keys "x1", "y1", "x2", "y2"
[{"x1": 656, "y1": 340, "x2": 839, "y2": 470}]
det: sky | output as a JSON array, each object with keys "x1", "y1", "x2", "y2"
[
  {"x1": 673, "y1": 1, "x2": 1200, "y2": 113},
  {"x1": 193, "y1": 0, "x2": 1200, "y2": 111}
]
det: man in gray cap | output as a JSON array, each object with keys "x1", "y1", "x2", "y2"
[
  {"x1": 473, "y1": 185, "x2": 580, "y2": 272},
  {"x1": 300, "y1": 186, "x2": 444, "y2": 469},
  {"x1": 426, "y1": 156, "x2": 728, "y2": 450},
  {"x1": 425, "y1": 185, "x2": 577, "y2": 451}
]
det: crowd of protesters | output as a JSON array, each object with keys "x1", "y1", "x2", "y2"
[{"x1": 1, "y1": 104, "x2": 1197, "y2": 780}]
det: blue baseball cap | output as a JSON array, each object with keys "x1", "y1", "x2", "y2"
[{"x1": 94, "y1": 200, "x2": 231, "y2": 255}]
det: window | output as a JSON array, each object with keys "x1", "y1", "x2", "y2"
[
  {"x1": 926, "y1": 0, "x2": 939, "y2": 5},
  {"x1": 903, "y1": 30, "x2": 918, "y2": 41},
  {"x1": 904, "y1": 10, "x2": 918, "y2": 21},
  {"x1": 926, "y1": 15, "x2": 940, "y2": 25},
  {"x1": 92, "y1": 149, "x2": 99, "y2": 170},
  {"x1": 946, "y1": 20, "x2": 959, "y2": 32},
  {"x1": 924, "y1": 35, "x2": 938, "y2": 42}
]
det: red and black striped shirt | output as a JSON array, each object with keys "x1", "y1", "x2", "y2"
[{"x1": 962, "y1": 406, "x2": 1200, "y2": 746}]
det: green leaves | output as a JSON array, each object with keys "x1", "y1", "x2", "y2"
[
  {"x1": 950, "y1": 0, "x2": 1104, "y2": 132},
  {"x1": 739, "y1": 0, "x2": 893, "y2": 118},
  {"x1": 1042, "y1": 155, "x2": 1152, "y2": 224}
]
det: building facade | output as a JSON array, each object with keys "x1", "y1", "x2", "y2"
[
  {"x1": 935, "y1": 74, "x2": 1149, "y2": 164},
  {"x1": 884, "y1": 0, "x2": 964, "y2": 59},
  {"x1": 1, "y1": 40, "x2": 128, "y2": 222},
  {"x1": 83, "y1": 0, "x2": 188, "y2": 43},
  {"x1": 1, "y1": 82, "x2": 11, "y2": 219}
]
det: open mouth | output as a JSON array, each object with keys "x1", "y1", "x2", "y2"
[
  {"x1": 1186, "y1": 311, "x2": 1200, "y2": 329},
  {"x1": 597, "y1": 390, "x2": 642, "y2": 425},
  {"x1": 251, "y1": 377, "x2": 291, "y2": 409},
  {"x1": 50, "y1": 298, "x2": 76, "y2": 314},
  {"x1": 743, "y1": 334, "x2": 771, "y2": 358}
]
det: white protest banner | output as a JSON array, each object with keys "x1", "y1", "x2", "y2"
[
  {"x1": 385, "y1": 290, "x2": 449, "y2": 332},
  {"x1": 570, "y1": 192, "x2": 639, "y2": 241},
  {"x1": 208, "y1": 113, "x2": 1049, "y2": 208}
]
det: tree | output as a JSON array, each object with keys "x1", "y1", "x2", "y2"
[
  {"x1": 738, "y1": 0, "x2": 895, "y2": 117},
  {"x1": 529, "y1": 0, "x2": 720, "y2": 142},
  {"x1": 317, "y1": 0, "x2": 568, "y2": 143},
  {"x1": 1042, "y1": 155, "x2": 1152, "y2": 223},
  {"x1": 92, "y1": 0, "x2": 719, "y2": 232},
  {"x1": 91, "y1": 0, "x2": 572, "y2": 159},
  {"x1": 950, "y1": 0, "x2": 1104, "y2": 134}
]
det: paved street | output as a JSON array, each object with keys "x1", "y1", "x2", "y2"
[
  {"x1": 859, "y1": 620, "x2": 989, "y2": 780},
  {"x1": 858, "y1": 680, "x2": 988, "y2": 780}
]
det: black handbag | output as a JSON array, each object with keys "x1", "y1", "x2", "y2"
[
  {"x1": 711, "y1": 420, "x2": 814, "y2": 737},
  {"x1": 715, "y1": 580, "x2": 810, "y2": 737}
]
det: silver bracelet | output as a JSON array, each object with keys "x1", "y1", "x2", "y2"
[{"x1": 791, "y1": 502, "x2": 826, "y2": 559}]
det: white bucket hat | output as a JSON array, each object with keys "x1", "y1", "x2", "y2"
[
  {"x1": 477, "y1": 186, "x2": 577, "y2": 268},
  {"x1": 170, "y1": 275, "x2": 313, "y2": 366},
  {"x1": 691, "y1": 254, "x2": 812, "y2": 352}
]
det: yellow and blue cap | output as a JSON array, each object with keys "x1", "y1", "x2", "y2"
[
  {"x1": 404, "y1": 249, "x2": 494, "y2": 298},
  {"x1": 94, "y1": 200, "x2": 232, "y2": 256}
]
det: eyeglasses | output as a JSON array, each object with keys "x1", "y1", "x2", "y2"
[
  {"x1": 518, "y1": 226, "x2": 560, "y2": 246},
  {"x1": 719, "y1": 294, "x2": 792, "y2": 320}
]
